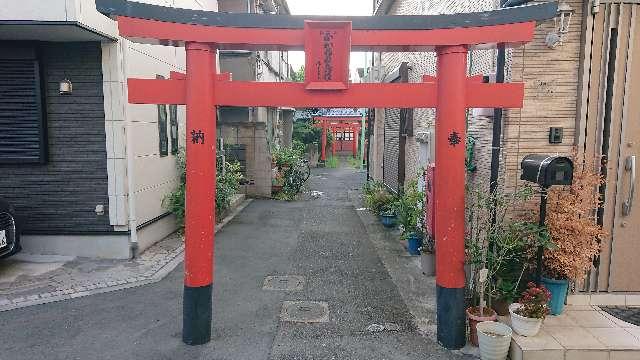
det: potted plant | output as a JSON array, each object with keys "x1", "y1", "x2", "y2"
[
  {"x1": 395, "y1": 180, "x2": 424, "y2": 256},
  {"x1": 465, "y1": 185, "x2": 553, "y2": 341},
  {"x1": 541, "y1": 155, "x2": 604, "y2": 315},
  {"x1": 476, "y1": 321, "x2": 513, "y2": 360},
  {"x1": 466, "y1": 305, "x2": 497, "y2": 347},
  {"x1": 419, "y1": 235, "x2": 435, "y2": 276},
  {"x1": 379, "y1": 205, "x2": 397, "y2": 228},
  {"x1": 509, "y1": 282, "x2": 551, "y2": 336},
  {"x1": 362, "y1": 181, "x2": 393, "y2": 217}
]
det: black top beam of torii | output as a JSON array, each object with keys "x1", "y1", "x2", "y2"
[{"x1": 96, "y1": 0, "x2": 557, "y2": 32}]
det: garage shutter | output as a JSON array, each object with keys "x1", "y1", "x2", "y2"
[
  {"x1": 383, "y1": 107, "x2": 400, "y2": 192},
  {"x1": 0, "y1": 58, "x2": 46, "y2": 164}
]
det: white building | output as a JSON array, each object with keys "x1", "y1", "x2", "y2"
[{"x1": 0, "y1": 0, "x2": 218, "y2": 259}]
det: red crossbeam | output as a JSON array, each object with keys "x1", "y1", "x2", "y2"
[
  {"x1": 117, "y1": 16, "x2": 535, "y2": 51},
  {"x1": 315, "y1": 123, "x2": 361, "y2": 129},
  {"x1": 127, "y1": 79, "x2": 524, "y2": 108},
  {"x1": 314, "y1": 117, "x2": 362, "y2": 122}
]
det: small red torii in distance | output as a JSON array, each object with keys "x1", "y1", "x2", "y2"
[
  {"x1": 96, "y1": 0, "x2": 557, "y2": 350},
  {"x1": 313, "y1": 116, "x2": 363, "y2": 161}
]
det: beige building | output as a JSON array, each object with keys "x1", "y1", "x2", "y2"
[{"x1": 368, "y1": 0, "x2": 640, "y2": 292}]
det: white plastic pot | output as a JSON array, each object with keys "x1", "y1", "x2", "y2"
[
  {"x1": 476, "y1": 321, "x2": 512, "y2": 360},
  {"x1": 509, "y1": 303, "x2": 543, "y2": 337}
]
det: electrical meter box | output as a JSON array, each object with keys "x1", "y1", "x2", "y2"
[{"x1": 520, "y1": 154, "x2": 573, "y2": 187}]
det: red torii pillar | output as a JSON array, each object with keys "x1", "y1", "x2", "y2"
[
  {"x1": 434, "y1": 46, "x2": 467, "y2": 346},
  {"x1": 352, "y1": 129, "x2": 358, "y2": 158},
  {"x1": 331, "y1": 128, "x2": 337, "y2": 156},
  {"x1": 183, "y1": 42, "x2": 216, "y2": 345},
  {"x1": 320, "y1": 122, "x2": 327, "y2": 162}
]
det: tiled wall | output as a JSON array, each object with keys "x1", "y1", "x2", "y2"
[{"x1": 375, "y1": 0, "x2": 584, "y2": 198}]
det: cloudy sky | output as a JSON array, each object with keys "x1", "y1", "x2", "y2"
[{"x1": 286, "y1": 0, "x2": 373, "y2": 75}]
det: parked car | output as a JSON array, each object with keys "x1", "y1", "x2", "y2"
[{"x1": 0, "y1": 198, "x2": 21, "y2": 258}]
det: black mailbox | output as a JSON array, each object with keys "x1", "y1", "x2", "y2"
[{"x1": 520, "y1": 154, "x2": 573, "y2": 187}]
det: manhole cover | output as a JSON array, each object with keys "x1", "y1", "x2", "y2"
[
  {"x1": 262, "y1": 275, "x2": 305, "y2": 291},
  {"x1": 280, "y1": 301, "x2": 329, "y2": 323}
]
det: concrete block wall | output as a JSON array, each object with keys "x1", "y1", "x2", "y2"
[{"x1": 218, "y1": 122, "x2": 271, "y2": 197}]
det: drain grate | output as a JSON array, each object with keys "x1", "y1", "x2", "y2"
[
  {"x1": 262, "y1": 275, "x2": 305, "y2": 291},
  {"x1": 280, "y1": 301, "x2": 329, "y2": 323}
]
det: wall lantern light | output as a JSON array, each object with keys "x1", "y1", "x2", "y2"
[
  {"x1": 545, "y1": 2, "x2": 574, "y2": 49},
  {"x1": 59, "y1": 79, "x2": 73, "y2": 95}
]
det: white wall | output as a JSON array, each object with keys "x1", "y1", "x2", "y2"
[
  {"x1": 0, "y1": 0, "x2": 118, "y2": 37},
  {"x1": 102, "y1": 0, "x2": 218, "y2": 249}
]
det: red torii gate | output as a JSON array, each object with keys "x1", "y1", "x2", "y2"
[
  {"x1": 313, "y1": 116, "x2": 363, "y2": 160},
  {"x1": 96, "y1": 0, "x2": 557, "y2": 349}
]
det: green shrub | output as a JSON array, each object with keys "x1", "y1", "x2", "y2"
[
  {"x1": 325, "y1": 155, "x2": 339, "y2": 168},
  {"x1": 163, "y1": 148, "x2": 244, "y2": 230},
  {"x1": 362, "y1": 180, "x2": 394, "y2": 215},
  {"x1": 272, "y1": 146, "x2": 307, "y2": 201},
  {"x1": 394, "y1": 179, "x2": 425, "y2": 240},
  {"x1": 216, "y1": 162, "x2": 244, "y2": 215}
]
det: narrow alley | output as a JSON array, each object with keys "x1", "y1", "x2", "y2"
[{"x1": 0, "y1": 167, "x2": 467, "y2": 360}]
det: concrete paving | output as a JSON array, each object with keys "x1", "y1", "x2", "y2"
[{"x1": 0, "y1": 168, "x2": 467, "y2": 360}]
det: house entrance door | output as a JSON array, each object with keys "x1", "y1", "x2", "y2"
[{"x1": 583, "y1": 2, "x2": 640, "y2": 291}]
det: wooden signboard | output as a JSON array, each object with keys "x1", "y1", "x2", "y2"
[{"x1": 304, "y1": 21, "x2": 352, "y2": 90}]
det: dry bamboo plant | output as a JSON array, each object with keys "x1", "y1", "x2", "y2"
[{"x1": 543, "y1": 153, "x2": 605, "y2": 281}]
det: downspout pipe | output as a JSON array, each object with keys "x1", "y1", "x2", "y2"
[
  {"x1": 120, "y1": 42, "x2": 138, "y2": 259},
  {"x1": 126, "y1": 104, "x2": 139, "y2": 259}
]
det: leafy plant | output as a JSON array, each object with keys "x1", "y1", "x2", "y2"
[
  {"x1": 216, "y1": 161, "x2": 244, "y2": 215},
  {"x1": 543, "y1": 153, "x2": 605, "y2": 281},
  {"x1": 290, "y1": 65, "x2": 305, "y2": 82},
  {"x1": 292, "y1": 119, "x2": 321, "y2": 150},
  {"x1": 514, "y1": 282, "x2": 551, "y2": 319},
  {"x1": 347, "y1": 155, "x2": 363, "y2": 169},
  {"x1": 272, "y1": 146, "x2": 303, "y2": 168},
  {"x1": 394, "y1": 179, "x2": 425, "y2": 241},
  {"x1": 163, "y1": 147, "x2": 244, "y2": 230},
  {"x1": 272, "y1": 146, "x2": 307, "y2": 201},
  {"x1": 362, "y1": 180, "x2": 394, "y2": 215},
  {"x1": 325, "y1": 155, "x2": 339, "y2": 168},
  {"x1": 163, "y1": 149, "x2": 186, "y2": 228},
  {"x1": 466, "y1": 184, "x2": 554, "y2": 306}
]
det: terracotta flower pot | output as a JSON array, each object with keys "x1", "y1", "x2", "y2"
[
  {"x1": 509, "y1": 303, "x2": 543, "y2": 337},
  {"x1": 466, "y1": 306, "x2": 497, "y2": 346}
]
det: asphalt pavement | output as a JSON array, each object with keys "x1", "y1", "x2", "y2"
[{"x1": 0, "y1": 167, "x2": 466, "y2": 360}]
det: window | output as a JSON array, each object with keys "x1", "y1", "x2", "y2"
[
  {"x1": 0, "y1": 46, "x2": 46, "y2": 164},
  {"x1": 156, "y1": 75, "x2": 168, "y2": 157},
  {"x1": 169, "y1": 104, "x2": 178, "y2": 155}
]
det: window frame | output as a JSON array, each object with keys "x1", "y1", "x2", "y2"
[{"x1": 0, "y1": 45, "x2": 48, "y2": 165}]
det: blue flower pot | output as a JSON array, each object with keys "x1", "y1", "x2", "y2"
[
  {"x1": 406, "y1": 233, "x2": 423, "y2": 255},
  {"x1": 379, "y1": 214, "x2": 397, "y2": 228},
  {"x1": 542, "y1": 277, "x2": 569, "y2": 315}
]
